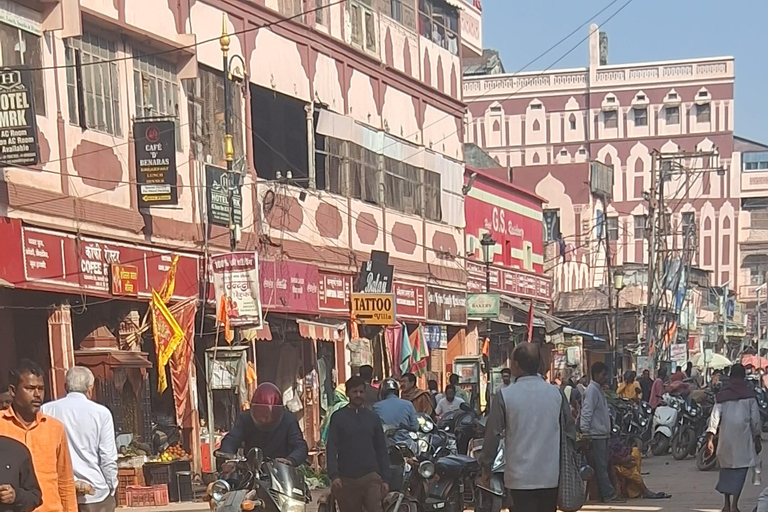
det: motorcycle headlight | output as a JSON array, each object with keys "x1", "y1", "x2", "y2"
[
  {"x1": 272, "y1": 493, "x2": 305, "y2": 512},
  {"x1": 210, "y1": 480, "x2": 231, "y2": 502},
  {"x1": 640, "y1": 418, "x2": 648, "y2": 427},
  {"x1": 418, "y1": 460, "x2": 436, "y2": 479},
  {"x1": 409, "y1": 432, "x2": 419, "y2": 440},
  {"x1": 642, "y1": 403, "x2": 652, "y2": 415},
  {"x1": 418, "y1": 439, "x2": 429, "y2": 454}
]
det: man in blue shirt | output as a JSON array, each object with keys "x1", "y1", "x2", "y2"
[{"x1": 373, "y1": 379, "x2": 418, "y2": 431}]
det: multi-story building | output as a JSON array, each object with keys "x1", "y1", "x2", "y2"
[{"x1": 0, "y1": 0, "x2": 468, "y2": 455}]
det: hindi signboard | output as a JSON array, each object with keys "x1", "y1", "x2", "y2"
[
  {"x1": 134, "y1": 120, "x2": 178, "y2": 207},
  {"x1": 0, "y1": 67, "x2": 39, "y2": 166},
  {"x1": 206, "y1": 164, "x2": 242, "y2": 227},
  {"x1": 110, "y1": 263, "x2": 139, "y2": 296},
  {"x1": 211, "y1": 252, "x2": 262, "y2": 327}
]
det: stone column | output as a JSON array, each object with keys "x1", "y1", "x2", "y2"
[{"x1": 48, "y1": 304, "x2": 74, "y2": 399}]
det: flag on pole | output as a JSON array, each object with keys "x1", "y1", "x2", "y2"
[
  {"x1": 217, "y1": 294, "x2": 234, "y2": 344},
  {"x1": 158, "y1": 255, "x2": 180, "y2": 303},
  {"x1": 410, "y1": 325, "x2": 429, "y2": 377},
  {"x1": 150, "y1": 290, "x2": 184, "y2": 393},
  {"x1": 400, "y1": 323, "x2": 412, "y2": 375},
  {"x1": 481, "y1": 337, "x2": 490, "y2": 358},
  {"x1": 526, "y1": 301, "x2": 535, "y2": 342}
]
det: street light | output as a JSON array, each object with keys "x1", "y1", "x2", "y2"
[
  {"x1": 480, "y1": 233, "x2": 497, "y2": 356},
  {"x1": 757, "y1": 283, "x2": 767, "y2": 356}
]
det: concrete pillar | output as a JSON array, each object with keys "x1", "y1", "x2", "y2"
[{"x1": 48, "y1": 304, "x2": 74, "y2": 399}]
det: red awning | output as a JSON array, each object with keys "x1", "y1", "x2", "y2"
[
  {"x1": 242, "y1": 323, "x2": 272, "y2": 341},
  {"x1": 297, "y1": 319, "x2": 346, "y2": 342}
]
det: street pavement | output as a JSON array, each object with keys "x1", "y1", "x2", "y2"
[{"x1": 123, "y1": 447, "x2": 768, "y2": 512}]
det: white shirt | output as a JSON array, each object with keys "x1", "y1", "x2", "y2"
[
  {"x1": 435, "y1": 396, "x2": 464, "y2": 416},
  {"x1": 707, "y1": 398, "x2": 761, "y2": 469},
  {"x1": 42, "y1": 392, "x2": 118, "y2": 504}
]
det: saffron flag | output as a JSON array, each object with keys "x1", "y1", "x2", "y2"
[
  {"x1": 217, "y1": 294, "x2": 234, "y2": 344},
  {"x1": 410, "y1": 325, "x2": 429, "y2": 377},
  {"x1": 400, "y1": 323, "x2": 412, "y2": 375},
  {"x1": 151, "y1": 290, "x2": 185, "y2": 393},
  {"x1": 481, "y1": 337, "x2": 490, "y2": 358},
  {"x1": 158, "y1": 255, "x2": 180, "y2": 303}
]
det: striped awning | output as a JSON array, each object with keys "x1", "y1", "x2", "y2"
[
  {"x1": 242, "y1": 322, "x2": 272, "y2": 341},
  {"x1": 297, "y1": 319, "x2": 346, "y2": 342}
]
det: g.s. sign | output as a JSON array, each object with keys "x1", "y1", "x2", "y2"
[{"x1": 490, "y1": 207, "x2": 524, "y2": 237}]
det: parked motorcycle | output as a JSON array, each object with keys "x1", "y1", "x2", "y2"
[
  {"x1": 671, "y1": 399, "x2": 702, "y2": 460},
  {"x1": 210, "y1": 449, "x2": 310, "y2": 512},
  {"x1": 421, "y1": 453, "x2": 481, "y2": 512},
  {"x1": 651, "y1": 394, "x2": 684, "y2": 456}
]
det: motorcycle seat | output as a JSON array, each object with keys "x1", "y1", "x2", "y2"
[{"x1": 435, "y1": 454, "x2": 479, "y2": 477}]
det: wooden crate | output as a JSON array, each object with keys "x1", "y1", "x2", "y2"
[
  {"x1": 117, "y1": 467, "x2": 145, "y2": 506},
  {"x1": 125, "y1": 485, "x2": 169, "y2": 507}
]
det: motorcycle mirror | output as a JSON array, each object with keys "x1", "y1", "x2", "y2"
[
  {"x1": 460, "y1": 402, "x2": 473, "y2": 412},
  {"x1": 246, "y1": 447, "x2": 264, "y2": 470},
  {"x1": 214, "y1": 451, "x2": 237, "y2": 460}
]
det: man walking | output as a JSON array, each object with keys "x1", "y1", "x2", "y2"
[
  {"x1": 358, "y1": 365, "x2": 379, "y2": 410},
  {"x1": 400, "y1": 373, "x2": 433, "y2": 415},
  {"x1": 638, "y1": 369, "x2": 653, "y2": 403},
  {"x1": 449, "y1": 373, "x2": 471, "y2": 404},
  {"x1": 581, "y1": 362, "x2": 624, "y2": 504},
  {"x1": 481, "y1": 343, "x2": 572, "y2": 512},
  {"x1": 0, "y1": 360, "x2": 77, "y2": 512},
  {"x1": 42, "y1": 367, "x2": 118, "y2": 512},
  {"x1": 435, "y1": 385, "x2": 464, "y2": 418},
  {"x1": 327, "y1": 376, "x2": 389, "y2": 512},
  {"x1": 0, "y1": 435, "x2": 42, "y2": 512}
]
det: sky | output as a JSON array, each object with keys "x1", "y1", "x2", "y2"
[{"x1": 481, "y1": 0, "x2": 768, "y2": 143}]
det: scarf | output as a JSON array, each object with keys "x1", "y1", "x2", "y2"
[
  {"x1": 716, "y1": 378, "x2": 755, "y2": 403},
  {"x1": 401, "y1": 387, "x2": 429, "y2": 403}
]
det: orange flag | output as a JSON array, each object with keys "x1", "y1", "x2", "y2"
[
  {"x1": 218, "y1": 294, "x2": 234, "y2": 344},
  {"x1": 159, "y1": 255, "x2": 180, "y2": 303}
]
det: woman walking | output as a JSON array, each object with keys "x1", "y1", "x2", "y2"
[{"x1": 706, "y1": 364, "x2": 761, "y2": 512}]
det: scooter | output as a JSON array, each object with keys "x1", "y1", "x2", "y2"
[
  {"x1": 651, "y1": 393, "x2": 683, "y2": 456},
  {"x1": 468, "y1": 437, "x2": 507, "y2": 512}
]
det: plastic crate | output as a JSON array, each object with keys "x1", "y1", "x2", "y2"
[
  {"x1": 117, "y1": 468, "x2": 145, "y2": 506},
  {"x1": 126, "y1": 485, "x2": 169, "y2": 507},
  {"x1": 143, "y1": 461, "x2": 191, "y2": 502}
]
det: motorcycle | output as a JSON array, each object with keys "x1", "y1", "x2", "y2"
[
  {"x1": 671, "y1": 399, "x2": 702, "y2": 460},
  {"x1": 468, "y1": 437, "x2": 507, "y2": 512},
  {"x1": 650, "y1": 393, "x2": 684, "y2": 456},
  {"x1": 421, "y1": 453, "x2": 481, "y2": 512},
  {"x1": 210, "y1": 448, "x2": 310, "y2": 512}
]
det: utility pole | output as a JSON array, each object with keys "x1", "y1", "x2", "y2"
[
  {"x1": 645, "y1": 151, "x2": 660, "y2": 367},
  {"x1": 221, "y1": 17, "x2": 237, "y2": 252},
  {"x1": 604, "y1": 207, "x2": 618, "y2": 380}
]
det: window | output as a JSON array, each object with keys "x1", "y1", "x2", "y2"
[
  {"x1": 523, "y1": 242, "x2": 533, "y2": 271},
  {"x1": 384, "y1": 156, "x2": 421, "y2": 215},
  {"x1": 315, "y1": 0, "x2": 328, "y2": 25},
  {"x1": 315, "y1": 134, "x2": 345, "y2": 194},
  {"x1": 543, "y1": 209, "x2": 560, "y2": 242},
  {"x1": 743, "y1": 152, "x2": 768, "y2": 172},
  {"x1": 633, "y1": 107, "x2": 648, "y2": 127},
  {"x1": 530, "y1": 103, "x2": 542, "y2": 110},
  {"x1": 682, "y1": 212, "x2": 696, "y2": 237},
  {"x1": 424, "y1": 169, "x2": 442, "y2": 221},
  {"x1": 569, "y1": 114, "x2": 577, "y2": 131},
  {"x1": 418, "y1": 0, "x2": 459, "y2": 55},
  {"x1": 633, "y1": 215, "x2": 647, "y2": 239},
  {"x1": 0, "y1": 22, "x2": 44, "y2": 115},
  {"x1": 607, "y1": 217, "x2": 619, "y2": 241},
  {"x1": 384, "y1": 0, "x2": 415, "y2": 29},
  {"x1": 279, "y1": 0, "x2": 304, "y2": 22},
  {"x1": 665, "y1": 106, "x2": 679, "y2": 125},
  {"x1": 186, "y1": 66, "x2": 243, "y2": 166},
  {"x1": 65, "y1": 33, "x2": 121, "y2": 135},
  {"x1": 133, "y1": 50, "x2": 179, "y2": 144},
  {"x1": 696, "y1": 103, "x2": 711, "y2": 123},
  {"x1": 746, "y1": 255, "x2": 768, "y2": 285},
  {"x1": 349, "y1": 142, "x2": 380, "y2": 204},
  {"x1": 350, "y1": 0, "x2": 377, "y2": 52},
  {"x1": 603, "y1": 110, "x2": 618, "y2": 129}
]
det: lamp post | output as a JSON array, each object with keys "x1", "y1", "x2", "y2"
[
  {"x1": 480, "y1": 233, "x2": 497, "y2": 350},
  {"x1": 757, "y1": 283, "x2": 766, "y2": 356}
]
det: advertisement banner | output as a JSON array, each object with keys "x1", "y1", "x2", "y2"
[
  {"x1": 466, "y1": 293, "x2": 500, "y2": 318},
  {"x1": 356, "y1": 250, "x2": 393, "y2": 293},
  {"x1": 259, "y1": 259, "x2": 319, "y2": 315},
  {"x1": 318, "y1": 272, "x2": 352, "y2": 313},
  {"x1": 134, "y1": 119, "x2": 177, "y2": 207},
  {"x1": 466, "y1": 260, "x2": 551, "y2": 302},
  {"x1": 424, "y1": 325, "x2": 448, "y2": 350},
  {"x1": 0, "y1": 67, "x2": 39, "y2": 166},
  {"x1": 206, "y1": 164, "x2": 242, "y2": 227},
  {"x1": 211, "y1": 252, "x2": 262, "y2": 327}
]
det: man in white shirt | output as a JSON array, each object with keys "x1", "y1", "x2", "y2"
[
  {"x1": 480, "y1": 343, "x2": 572, "y2": 512},
  {"x1": 435, "y1": 385, "x2": 464, "y2": 418},
  {"x1": 42, "y1": 367, "x2": 118, "y2": 512}
]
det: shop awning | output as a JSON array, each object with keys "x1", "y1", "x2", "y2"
[
  {"x1": 297, "y1": 319, "x2": 346, "y2": 342},
  {"x1": 242, "y1": 323, "x2": 272, "y2": 341},
  {"x1": 563, "y1": 327, "x2": 606, "y2": 343},
  {"x1": 500, "y1": 295, "x2": 569, "y2": 333}
]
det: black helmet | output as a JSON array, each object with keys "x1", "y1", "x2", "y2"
[{"x1": 381, "y1": 378, "x2": 400, "y2": 398}]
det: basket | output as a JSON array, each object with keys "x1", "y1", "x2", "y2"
[
  {"x1": 125, "y1": 485, "x2": 169, "y2": 507},
  {"x1": 144, "y1": 461, "x2": 191, "y2": 502},
  {"x1": 117, "y1": 468, "x2": 145, "y2": 506}
]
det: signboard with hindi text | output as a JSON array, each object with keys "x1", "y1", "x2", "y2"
[{"x1": 0, "y1": 67, "x2": 39, "y2": 166}]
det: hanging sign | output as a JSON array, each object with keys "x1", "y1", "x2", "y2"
[
  {"x1": 206, "y1": 164, "x2": 242, "y2": 226},
  {"x1": 356, "y1": 250, "x2": 394, "y2": 293},
  {"x1": 110, "y1": 263, "x2": 139, "y2": 296},
  {"x1": 0, "y1": 67, "x2": 39, "y2": 166},
  {"x1": 466, "y1": 293, "x2": 500, "y2": 318},
  {"x1": 134, "y1": 120, "x2": 177, "y2": 207},
  {"x1": 351, "y1": 293, "x2": 396, "y2": 325},
  {"x1": 211, "y1": 252, "x2": 262, "y2": 327}
]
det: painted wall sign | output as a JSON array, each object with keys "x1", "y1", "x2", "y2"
[
  {"x1": 134, "y1": 119, "x2": 178, "y2": 207},
  {"x1": 393, "y1": 282, "x2": 426, "y2": 320},
  {"x1": 0, "y1": 67, "x2": 39, "y2": 166},
  {"x1": 466, "y1": 260, "x2": 551, "y2": 303},
  {"x1": 318, "y1": 272, "x2": 352, "y2": 313},
  {"x1": 259, "y1": 259, "x2": 319, "y2": 315}
]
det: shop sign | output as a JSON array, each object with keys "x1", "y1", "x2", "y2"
[
  {"x1": 318, "y1": 272, "x2": 351, "y2": 313},
  {"x1": 670, "y1": 343, "x2": 687, "y2": 364},
  {"x1": 466, "y1": 293, "x2": 500, "y2": 318},
  {"x1": 110, "y1": 263, "x2": 139, "y2": 296},
  {"x1": 0, "y1": 67, "x2": 39, "y2": 166},
  {"x1": 21, "y1": 226, "x2": 199, "y2": 298},
  {"x1": 356, "y1": 250, "x2": 393, "y2": 293},
  {"x1": 424, "y1": 325, "x2": 448, "y2": 350},
  {"x1": 206, "y1": 164, "x2": 242, "y2": 227},
  {"x1": 211, "y1": 252, "x2": 262, "y2": 327},
  {"x1": 427, "y1": 287, "x2": 467, "y2": 325},
  {"x1": 351, "y1": 293, "x2": 396, "y2": 325},
  {"x1": 467, "y1": 260, "x2": 551, "y2": 303},
  {"x1": 259, "y1": 259, "x2": 319, "y2": 315},
  {"x1": 134, "y1": 119, "x2": 178, "y2": 207},
  {"x1": 393, "y1": 282, "x2": 426, "y2": 320}
]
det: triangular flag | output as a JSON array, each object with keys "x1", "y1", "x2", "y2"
[
  {"x1": 400, "y1": 323, "x2": 412, "y2": 375},
  {"x1": 410, "y1": 325, "x2": 429, "y2": 377}
]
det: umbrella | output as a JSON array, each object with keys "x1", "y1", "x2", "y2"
[
  {"x1": 741, "y1": 354, "x2": 768, "y2": 370},
  {"x1": 691, "y1": 352, "x2": 732, "y2": 370}
]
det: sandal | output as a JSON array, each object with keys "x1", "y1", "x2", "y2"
[{"x1": 644, "y1": 492, "x2": 671, "y2": 499}]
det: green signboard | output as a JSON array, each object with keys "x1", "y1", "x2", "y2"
[{"x1": 466, "y1": 293, "x2": 500, "y2": 318}]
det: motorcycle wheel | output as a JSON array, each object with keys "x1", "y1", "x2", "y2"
[
  {"x1": 384, "y1": 502, "x2": 417, "y2": 512},
  {"x1": 651, "y1": 432, "x2": 670, "y2": 456},
  {"x1": 672, "y1": 427, "x2": 694, "y2": 460},
  {"x1": 476, "y1": 491, "x2": 503, "y2": 512},
  {"x1": 696, "y1": 443, "x2": 718, "y2": 471}
]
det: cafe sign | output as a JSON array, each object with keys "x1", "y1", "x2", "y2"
[
  {"x1": 134, "y1": 119, "x2": 177, "y2": 207},
  {"x1": 0, "y1": 67, "x2": 39, "y2": 166},
  {"x1": 351, "y1": 293, "x2": 396, "y2": 325},
  {"x1": 466, "y1": 293, "x2": 500, "y2": 319}
]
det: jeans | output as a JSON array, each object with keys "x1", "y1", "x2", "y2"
[
  {"x1": 79, "y1": 495, "x2": 116, "y2": 512},
  {"x1": 509, "y1": 488, "x2": 558, "y2": 512},
  {"x1": 335, "y1": 472, "x2": 383, "y2": 512},
  {"x1": 591, "y1": 438, "x2": 617, "y2": 501}
]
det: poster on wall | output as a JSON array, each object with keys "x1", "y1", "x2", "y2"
[
  {"x1": 134, "y1": 119, "x2": 177, "y2": 207},
  {"x1": 211, "y1": 252, "x2": 262, "y2": 327},
  {"x1": 0, "y1": 67, "x2": 39, "y2": 166}
]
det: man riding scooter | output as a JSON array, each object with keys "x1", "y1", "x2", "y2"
[{"x1": 218, "y1": 383, "x2": 309, "y2": 469}]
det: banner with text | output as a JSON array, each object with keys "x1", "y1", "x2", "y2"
[
  {"x1": 211, "y1": 252, "x2": 262, "y2": 327},
  {"x1": 134, "y1": 119, "x2": 177, "y2": 207}
]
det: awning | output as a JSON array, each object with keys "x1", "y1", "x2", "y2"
[
  {"x1": 242, "y1": 322, "x2": 272, "y2": 341},
  {"x1": 297, "y1": 319, "x2": 346, "y2": 342},
  {"x1": 563, "y1": 327, "x2": 606, "y2": 343},
  {"x1": 500, "y1": 295, "x2": 569, "y2": 333}
]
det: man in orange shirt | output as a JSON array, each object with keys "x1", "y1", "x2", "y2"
[{"x1": 0, "y1": 360, "x2": 76, "y2": 512}]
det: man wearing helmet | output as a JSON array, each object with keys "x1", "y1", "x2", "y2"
[
  {"x1": 372, "y1": 378, "x2": 418, "y2": 431},
  {"x1": 218, "y1": 383, "x2": 308, "y2": 466}
]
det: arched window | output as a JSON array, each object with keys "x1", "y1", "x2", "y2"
[
  {"x1": 569, "y1": 114, "x2": 577, "y2": 130},
  {"x1": 533, "y1": 119, "x2": 541, "y2": 131}
]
